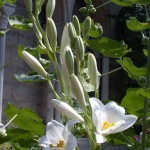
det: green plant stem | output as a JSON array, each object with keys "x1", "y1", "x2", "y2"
[
  {"x1": 95, "y1": 0, "x2": 111, "y2": 10},
  {"x1": 120, "y1": 132, "x2": 135, "y2": 148},
  {"x1": 141, "y1": 6, "x2": 150, "y2": 150},
  {"x1": 101, "y1": 67, "x2": 122, "y2": 77},
  {"x1": 0, "y1": 57, "x2": 19, "y2": 71},
  {"x1": 47, "y1": 79, "x2": 60, "y2": 99}
]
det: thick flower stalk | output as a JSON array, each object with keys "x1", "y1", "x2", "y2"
[
  {"x1": 22, "y1": 51, "x2": 48, "y2": 79},
  {"x1": 39, "y1": 120, "x2": 78, "y2": 150},
  {"x1": 89, "y1": 98, "x2": 138, "y2": 143},
  {"x1": 51, "y1": 99, "x2": 84, "y2": 122}
]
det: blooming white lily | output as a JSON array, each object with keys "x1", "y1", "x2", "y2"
[
  {"x1": 0, "y1": 123, "x2": 7, "y2": 136},
  {"x1": 89, "y1": 98, "x2": 138, "y2": 143},
  {"x1": 39, "y1": 120, "x2": 78, "y2": 150}
]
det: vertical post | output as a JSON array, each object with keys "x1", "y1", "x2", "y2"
[{"x1": 0, "y1": 3, "x2": 15, "y2": 122}]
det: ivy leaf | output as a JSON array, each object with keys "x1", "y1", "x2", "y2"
[
  {"x1": 121, "y1": 88, "x2": 144, "y2": 116},
  {"x1": 88, "y1": 20, "x2": 103, "y2": 38},
  {"x1": 87, "y1": 37, "x2": 130, "y2": 58},
  {"x1": 111, "y1": 0, "x2": 133, "y2": 6},
  {"x1": 126, "y1": 17, "x2": 150, "y2": 31},
  {"x1": 4, "y1": 103, "x2": 44, "y2": 135},
  {"x1": 9, "y1": 15, "x2": 33, "y2": 30},
  {"x1": 136, "y1": 88, "x2": 150, "y2": 100},
  {"x1": 117, "y1": 57, "x2": 147, "y2": 80}
]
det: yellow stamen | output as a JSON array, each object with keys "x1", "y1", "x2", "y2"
[
  {"x1": 102, "y1": 121, "x2": 115, "y2": 130},
  {"x1": 57, "y1": 140, "x2": 65, "y2": 148}
]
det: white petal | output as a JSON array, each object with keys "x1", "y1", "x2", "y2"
[
  {"x1": 102, "y1": 120, "x2": 125, "y2": 135},
  {"x1": 46, "y1": 120, "x2": 65, "y2": 145},
  {"x1": 42, "y1": 147, "x2": 51, "y2": 150},
  {"x1": 66, "y1": 134, "x2": 77, "y2": 150},
  {"x1": 66, "y1": 119, "x2": 79, "y2": 133},
  {"x1": 95, "y1": 132, "x2": 107, "y2": 143},
  {"x1": 104, "y1": 102, "x2": 125, "y2": 123},
  {"x1": 39, "y1": 136, "x2": 50, "y2": 147},
  {"x1": 114, "y1": 115, "x2": 137, "y2": 133},
  {"x1": 51, "y1": 99, "x2": 84, "y2": 122}
]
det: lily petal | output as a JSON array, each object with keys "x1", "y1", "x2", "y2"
[
  {"x1": 66, "y1": 134, "x2": 77, "y2": 150},
  {"x1": 95, "y1": 132, "x2": 107, "y2": 144},
  {"x1": 39, "y1": 136, "x2": 50, "y2": 147}
]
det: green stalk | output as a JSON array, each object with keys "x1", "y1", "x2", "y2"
[
  {"x1": 141, "y1": 6, "x2": 150, "y2": 150},
  {"x1": 95, "y1": 0, "x2": 111, "y2": 10},
  {"x1": 0, "y1": 57, "x2": 19, "y2": 71}
]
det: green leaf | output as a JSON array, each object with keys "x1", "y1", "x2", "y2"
[
  {"x1": 0, "y1": 0, "x2": 5, "y2": 8},
  {"x1": 13, "y1": 74, "x2": 47, "y2": 83},
  {"x1": 130, "y1": 0, "x2": 150, "y2": 5},
  {"x1": 4, "y1": 103, "x2": 44, "y2": 135},
  {"x1": 121, "y1": 88, "x2": 144, "y2": 116},
  {"x1": 9, "y1": 15, "x2": 33, "y2": 30},
  {"x1": 117, "y1": 57, "x2": 147, "y2": 80},
  {"x1": 88, "y1": 20, "x2": 103, "y2": 38},
  {"x1": 6, "y1": 0, "x2": 16, "y2": 4},
  {"x1": 136, "y1": 88, "x2": 150, "y2": 100},
  {"x1": 87, "y1": 37, "x2": 130, "y2": 58},
  {"x1": 39, "y1": 58, "x2": 50, "y2": 69},
  {"x1": 126, "y1": 17, "x2": 150, "y2": 31},
  {"x1": 143, "y1": 49, "x2": 148, "y2": 57},
  {"x1": 111, "y1": 0, "x2": 133, "y2": 6}
]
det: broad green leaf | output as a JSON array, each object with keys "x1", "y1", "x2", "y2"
[
  {"x1": 130, "y1": 0, "x2": 150, "y2": 5},
  {"x1": 9, "y1": 15, "x2": 33, "y2": 30},
  {"x1": 117, "y1": 57, "x2": 147, "y2": 80},
  {"x1": 4, "y1": 103, "x2": 44, "y2": 135},
  {"x1": 136, "y1": 88, "x2": 150, "y2": 100},
  {"x1": 121, "y1": 88, "x2": 144, "y2": 116},
  {"x1": 111, "y1": 0, "x2": 133, "y2": 6},
  {"x1": 39, "y1": 58, "x2": 50, "y2": 69},
  {"x1": 6, "y1": 0, "x2": 16, "y2": 4},
  {"x1": 17, "y1": 44, "x2": 39, "y2": 59},
  {"x1": 87, "y1": 37, "x2": 130, "y2": 58},
  {"x1": 88, "y1": 20, "x2": 103, "y2": 38},
  {"x1": 13, "y1": 74, "x2": 47, "y2": 83},
  {"x1": 126, "y1": 17, "x2": 150, "y2": 31},
  {"x1": 0, "y1": 0, "x2": 4, "y2": 8}
]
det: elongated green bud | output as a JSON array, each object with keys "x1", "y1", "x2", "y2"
[
  {"x1": 88, "y1": 53, "x2": 99, "y2": 89},
  {"x1": 75, "y1": 36, "x2": 85, "y2": 61},
  {"x1": 72, "y1": 15, "x2": 81, "y2": 36},
  {"x1": 82, "y1": 16, "x2": 91, "y2": 39},
  {"x1": 65, "y1": 48, "x2": 74, "y2": 75},
  {"x1": 24, "y1": 0, "x2": 33, "y2": 11},
  {"x1": 68, "y1": 23, "x2": 77, "y2": 48},
  {"x1": 22, "y1": 51, "x2": 47, "y2": 79},
  {"x1": 46, "y1": 0, "x2": 55, "y2": 18},
  {"x1": 70, "y1": 74, "x2": 86, "y2": 108},
  {"x1": 47, "y1": 18, "x2": 57, "y2": 52},
  {"x1": 51, "y1": 99, "x2": 84, "y2": 122}
]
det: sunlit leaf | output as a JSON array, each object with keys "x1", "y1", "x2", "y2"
[
  {"x1": 0, "y1": 0, "x2": 4, "y2": 8},
  {"x1": 87, "y1": 37, "x2": 130, "y2": 58},
  {"x1": 143, "y1": 49, "x2": 148, "y2": 57},
  {"x1": 111, "y1": 0, "x2": 133, "y2": 6},
  {"x1": 130, "y1": 0, "x2": 150, "y2": 5},
  {"x1": 136, "y1": 88, "x2": 150, "y2": 100},
  {"x1": 6, "y1": 0, "x2": 16, "y2": 4},
  {"x1": 9, "y1": 15, "x2": 33, "y2": 30},
  {"x1": 4, "y1": 103, "x2": 44, "y2": 135},
  {"x1": 121, "y1": 88, "x2": 144, "y2": 116},
  {"x1": 126, "y1": 17, "x2": 150, "y2": 31}
]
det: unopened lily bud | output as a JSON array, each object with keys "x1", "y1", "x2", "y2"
[
  {"x1": 51, "y1": 99, "x2": 84, "y2": 122},
  {"x1": 47, "y1": 18, "x2": 57, "y2": 52},
  {"x1": 22, "y1": 51, "x2": 47, "y2": 79},
  {"x1": 68, "y1": 23, "x2": 77, "y2": 48},
  {"x1": 65, "y1": 48, "x2": 74, "y2": 75},
  {"x1": 24, "y1": 0, "x2": 32, "y2": 11},
  {"x1": 46, "y1": 0, "x2": 55, "y2": 18},
  {"x1": 82, "y1": 16, "x2": 91, "y2": 39},
  {"x1": 70, "y1": 74, "x2": 86, "y2": 108},
  {"x1": 75, "y1": 36, "x2": 85, "y2": 61},
  {"x1": 72, "y1": 15, "x2": 81, "y2": 36},
  {"x1": 88, "y1": 53, "x2": 99, "y2": 89}
]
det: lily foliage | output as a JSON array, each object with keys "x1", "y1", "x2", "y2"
[{"x1": 0, "y1": 0, "x2": 150, "y2": 150}]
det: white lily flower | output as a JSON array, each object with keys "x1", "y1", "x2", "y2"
[
  {"x1": 0, "y1": 123, "x2": 7, "y2": 136},
  {"x1": 51, "y1": 99, "x2": 84, "y2": 122},
  {"x1": 89, "y1": 98, "x2": 138, "y2": 143},
  {"x1": 39, "y1": 120, "x2": 78, "y2": 150}
]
